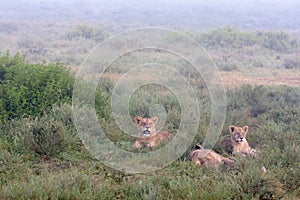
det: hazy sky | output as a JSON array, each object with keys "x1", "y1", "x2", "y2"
[{"x1": 1, "y1": 0, "x2": 300, "y2": 30}]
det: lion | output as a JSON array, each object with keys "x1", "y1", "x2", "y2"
[
  {"x1": 190, "y1": 144, "x2": 235, "y2": 167},
  {"x1": 221, "y1": 125, "x2": 256, "y2": 157},
  {"x1": 133, "y1": 116, "x2": 173, "y2": 148}
]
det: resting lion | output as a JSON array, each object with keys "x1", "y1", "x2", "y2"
[
  {"x1": 221, "y1": 125, "x2": 256, "y2": 157},
  {"x1": 190, "y1": 144, "x2": 235, "y2": 167},
  {"x1": 133, "y1": 116, "x2": 173, "y2": 148}
]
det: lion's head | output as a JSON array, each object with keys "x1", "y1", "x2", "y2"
[
  {"x1": 229, "y1": 125, "x2": 249, "y2": 143},
  {"x1": 134, "y1": 116, "x2": 158, "y2": 137}
]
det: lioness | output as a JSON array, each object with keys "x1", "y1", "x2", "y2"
[
  {"x1": 221, "y1": 125, "x2": 256, "y2": 157},
  {"x1": 190, "y1": 144, "x2": 235, "y2": 167},
  {"x1": 134, "y1": 116, "x2": 173, "y2": 148}
]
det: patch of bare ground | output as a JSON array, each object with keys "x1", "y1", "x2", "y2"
[
  {"x1": 85, "y1": 68, "x2": 300, "y2": 88},
  {"x1": 221, "y1": 68, "x2": 300, "y2": 87}
]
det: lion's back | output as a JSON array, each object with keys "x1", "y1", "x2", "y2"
[{"x1": 157, "y1": 131, "x2": 173, "y2": 139}]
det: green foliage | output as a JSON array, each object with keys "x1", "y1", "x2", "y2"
[
  {"x1": 0, "y1": 52, "x2": 74, "y2": 121},
  {"x1": 227, "y1": 85, "x2": 300, "y2": 121},
  {"x1": 0, "y1": 51, "x2": 25, "y2": 82},
  {"x1": 0, "y1": 170, "x2": 111, "y2": 199},
  {"x1": 129, "y1": 84, "x2": 180, "y2": 118},
  {"x1": 0, "y1": 159, "x2": 290, "y2": 199},
  {"x1": 199, "y1": 26, "x2": 256, "y2": 48},
  {"x1": 0, "y1": 104, "x2": 86, "y2": 160},
  {"x1": 66, "y1": 24, "x2": 108, "y2": 42},
  {"x1": 49, "y1": 104, "x2": 75, "y2": 130},
  {"x1": 258, "y1": 31, "x2": 299, "y2": 52},
  {"x1": 73, "y1": 78, "x2": 111, "y2": 120},
  {"x1": 95, "y1": 87, "x2": 111, "y2": 120},
  {"x1": 2, "y1": 115, "x2": 66, "y2": 157},
  {"x1": 198, "y1": 26, "x2": 299, "y2": 52}
]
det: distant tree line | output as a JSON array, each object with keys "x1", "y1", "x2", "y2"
[{"x1": 197, "y1": 26, "x2": 299, "y2": 52}]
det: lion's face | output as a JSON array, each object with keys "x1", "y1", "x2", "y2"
[
  {"x1": 229, "y1": 125, "x2": 249, "y2": 143},
  {"x1": 134, "y1": 116, "x2": 158, "y2": 137}
]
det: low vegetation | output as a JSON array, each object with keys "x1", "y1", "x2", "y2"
[
  {"x1": 0, "y1": 51, "x2": 299, "y2": 199},
  {"x1": 198, "y1": 26, "x2": 299, "y2": 52}
]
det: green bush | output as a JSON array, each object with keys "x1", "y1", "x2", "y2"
[
  {"x1": 49, "y1": 104, "x2": 74, "y2": 130},
  {"x1": 227, "y1": 85, "x2": 300, "y2": 121},
  {"x1": 258, "y1": 31, "x2": 299, "y2": 52},
  {"x1": 66, "y1": 24, "x2": 108, "y2": 42},
  {"x1": 198, "y1": 26, "x2": 299, "y2": 52},
  {"x1": 0, "y1": 104, "x2": 91, "y2": 161},
  {"x1": 0, "y1": 52, "x2": 74, "y2": 121},
  {"x1": 198, "y1": 26, "x2": 256, "y2": 48},
  {"x1": 2, "y1": 115, "x2": 66, "y2": 157}
]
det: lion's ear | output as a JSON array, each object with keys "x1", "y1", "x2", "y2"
[
  {"x1": 134, "y1": 116, "x2": 142, "y2": 124},
  {"x1": 242, "y1": 126, "x2": 249, "y2": 133},
  {"x1": 151, "y1": 116, "x2": 158, "y2": 125},
  {"x1": 229, "y1": 125, "x2": 236, "y2": 134}
]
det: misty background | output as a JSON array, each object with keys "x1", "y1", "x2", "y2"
[{"x1": 1, "y1": 0, "x2": 300, "y2": 30}]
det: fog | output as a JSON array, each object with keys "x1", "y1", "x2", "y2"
[{"x1": 1, "y1": 0, "x2": 300, "y2": 29}]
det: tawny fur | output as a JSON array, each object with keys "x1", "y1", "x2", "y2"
[
  {"x1": 221, "y1": 125, "x2": 256, "y2": 157},
  {"x1": 134, "y1": 116, "x2": 173, "y2": 148},
  {"x1": 190, "y1": 144, "x2": 234, "y2": 167}
]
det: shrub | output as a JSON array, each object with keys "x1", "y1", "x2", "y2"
[
  {"x1": 283, "y1": 55, "x2": 300, "y2": 69},
  {"x1": 66, "y1": 24, "x2": 108, "y2": 42},
  {"x1": 50, "y1": 104, "x2": 75, "y2": 130},
  {"x1": 258, "y1": 31, "x2": 299, "y2": 52},
  {"x1": 197, "y1": 26, "x2": 299, "y2": 52},
  {"x1": 2, "y1": 115, "x2": 67, "y2": 157},
  {"x1": 0, "y1": 52, "x2": 74, "y2": 121},
  {"x1": 198, "y1": 26, "x2": 256, "y2": 48}
]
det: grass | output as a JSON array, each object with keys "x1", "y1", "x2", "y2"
[
  {"x1": 0, "y1": 154, "x2": 295, "y2": 199},
  {"x1": 0, "y1": 84, "x2": 299, "y2": 199}
]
